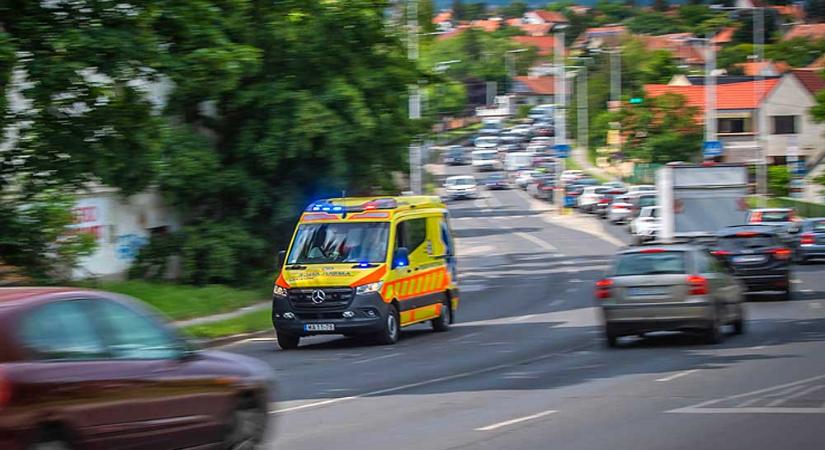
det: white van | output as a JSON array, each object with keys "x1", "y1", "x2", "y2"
[
  {"x1": 505, "y1": 152, "x2": 534, "y2": 172},
  {"x1": 529, "y1": 104, "x2": 555, "y2": 120}
]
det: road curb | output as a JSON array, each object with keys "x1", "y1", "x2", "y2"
[{"x1": 196, "y1": 330, "x2": 274, "y2": 348}]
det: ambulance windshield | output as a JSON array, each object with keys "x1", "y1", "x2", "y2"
[{"x1": 287, "y1": 222, "x2": 390, "y2": 265}]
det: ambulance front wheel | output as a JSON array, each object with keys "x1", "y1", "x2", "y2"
[
  {"x1": 374, "y1": 304, "x2": 400, "y2": 345},
  {"x1": 276, "y1": 331, "x2": 300, "y2": 350},
  {"x1": 431, "y1": 298, "x2": 451, "y2": 332}
]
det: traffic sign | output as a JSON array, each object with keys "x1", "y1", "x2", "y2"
[
  {"x1": 703, "y1": 140, "x2": 723, "y2": 158},
  {"x1": 553, "y1": 144, "x2": 571, "y2": 158},
  {"x1": 629, "y1": 97, "x2": 644, "y2": 104},
  {"x1": 792, "y1": 159, "x2": 806, "y2": 176}
]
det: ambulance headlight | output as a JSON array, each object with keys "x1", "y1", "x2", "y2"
[
  {"x1": 356, "y1": 281, "x2": 383, "y2": 295},
  {"x1": 273, "y1": 285, "x2": 288, "y2": 298}
]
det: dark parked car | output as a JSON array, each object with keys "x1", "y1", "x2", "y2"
[
  {"x1": 484, "y1": 172, "x2": 511, "y2": 190},
  {"x1": 747, "y1": 208, "x2": 801, "y2": 246},
  {"x1": 0, "y1": 288, "x2": 273, "y2": 450},
  {"x1": 793, "y1": 217, "x2": 825, "y2": 263},
  {"x1": 595, "y1": 188, "x2": 628, "y2": 219},
  {"x1": 443, "y1": 145, "x2": 468, "y2": 165},
  {"x1": 711, "y1": 226, "x2": 793, "y2": 300}
]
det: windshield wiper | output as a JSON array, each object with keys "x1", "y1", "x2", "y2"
[{"x1": 285, "y1": 264, "x2": 307, "y2": 270}]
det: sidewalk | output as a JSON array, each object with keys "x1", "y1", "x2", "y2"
[
  {"x1": 571, "y1": 146, "x2": 617, "y2": 182},
  {"x1": 174, "y1": 301, "x2": 269, "y2": 328}
]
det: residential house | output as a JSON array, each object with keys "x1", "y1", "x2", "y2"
[
  {"x1": 667, "y1": 74, "x2": 779, "y2": 86},
  {"x1": 640, "y1": 33, "x2": 706, "y2": 70},
  {"x1": 735, "y1": 60, "x2": 790, "y2": 77},
  {"x1": 572, "y1": 25, "x2": 628, "y2": 52},
  {"x1": 711, "y1": 27, "x2": 736, "y2": 48},
  {"x1": 471, "y1": 18, "x2": 502, "y2": 33},
  {"x1": 644, "y1": 72, "x2": 825, "y2": 165},
  {"x1": 511, "y1": 35, "x2": 557, "y2": 57},
  {"x1": 784, "y1": 23, "x2": 825, "y2": 41},
  {"x1": 568, "y1": 5, "x2": 591, "y2": 16},
  {"x1": 433, "y1": 10, "x2": 454, "y2": 32},
  {"x1": 523, "y1": 10, "x2": 568, "y2": 27},
  {"x1": 511, "y1": 76, "x2": 557, "y2": 106}
]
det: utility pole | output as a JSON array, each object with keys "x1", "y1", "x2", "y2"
[
  {"x1": 577, "y1": 66, "x2": 588, "y2": 156},
  {"x1": 505, "y1": 48, "x2": 528, "y2": 95},
  {"x1": 704, "y1": 35, "x2": 717, "y2": 147},
  {"x1": 754, "y1": 6, "x2": 768, "y2": 206},
  {"x1": 554, "y1": 25, "x2": 568, "y2": 213},
  {"x1": 407, "y1": 0, "x2": 421, "y2": 195},
  {"x1": 609, "y1": 48, "x2": 622, "y2": 181}
]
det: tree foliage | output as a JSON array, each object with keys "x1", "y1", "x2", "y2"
[
  {"x1": 621, "y1": 93, "x2": 703, "y2": 163},
  {"x1": 808, "y1": 0, "x2": 825, "y2": 22}
]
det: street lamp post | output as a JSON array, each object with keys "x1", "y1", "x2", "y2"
[
  {"x1": 505, "y1": 48, "x2": 528, "y2": 94},
  {"x1": 434, "y1": 59, "x2": 462, "y2": 144}
]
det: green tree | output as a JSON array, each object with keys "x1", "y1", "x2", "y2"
[
  {"x1": 420, "y1": 0, "x2": 436, "y2": 34},
  {"x1": 627, "y1": 12, "x2": 685, "y2": 35},
  {"x1": 498, "y1": 0, "x2": 528, "y2": 19},
  {"x1": 653, "y1": 0, "x2": 670, "y2": 13},
  {"x1": 452, "y1": 0, "x2": 466, "y2": 21},
  {"x1": 732, "y1": 9, "x2": 779, "y2": 45},
  {"x1": 766, "y1": 38, "x2": 825, "y2": 68},
  {"x1": 717, "y1": 43, "x2": 755, "y2": 72},
  {"x1": 621, "y1": 93, "x2": 703, "y2": 163},
  {"x1": 768, "y1": 165, "x2": 791, "y2": 197}
]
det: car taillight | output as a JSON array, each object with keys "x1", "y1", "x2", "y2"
[
  {"x1": 595, "y1": 278, "x2": 613, "y2": 299},
  {"x1": 599, "y1": 198, "x2": 609, "y2": 204},
  {"x1": 750, "y1": 212, "x2": 762, "y2": 223},
  {"x1": 801, "y1": 233, "x2": 815, "y2": 245},
  {"x1": 613, "y1": 205, "x2": 628, "y2": 210},
  {"x1": 771, "y1": 247, "x2": 792, "y2": 260},
  {"x1": 687, "y1": 275, "x2": 709, "y2": 296},
  {"x1": 711, "y1": 250, "x2": 731, "y2": 256}
]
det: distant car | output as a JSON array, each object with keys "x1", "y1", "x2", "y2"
[
  {"x1": 630, "y1": 206, "x2": 660, "y2": 245},
  {"x1": 499, "y1": 132, "x2": 526, "y2": 147},
  {"x1": 514, "y1": 170, "x2": 538, "y2": 189},
  {"x1": 627, "y1": 192, "x2": 658, "y2": 220},
  {"x1": 509, "y1": 124, "x2": 532, "y2": 137},
  {"x1": 595, "y1": 188, "x2": 628, "y2": 219},
  {"x1": 484, "y1": 172, "x2": 511, "y2": 190},
  {"x1": 603, "y1": 181, "x2": 626, "y2": 190},
  {"x1": 712, "y1": 225, "x2": 793, "y2": 300},
  {"x1": 578, "y1": 186, "x2": 611, "y2": 213},
  {"x1": 471, "y1": 149, "x2": 501, "y2": 171},
  {"x1": 747, "y1": 208, "x2": 800, "y2": 245},
  {"x1": 598, "y1": 244, "x2": 745, "y2": 347},
  {"x1": 443, "y1": 145, "x2": 467, "y2": 165},
  {"x1": 0, "y1": 288, "x2": 273, "y2": 450},
  {"x1": 561, "y1": 170, "x2": 584, "y2": 183},
  {"x1": 608, "y1": 194, "x2": 634, "y2": 224},
  {"x1": 444, "y1": 175, "x2": 478, "y2": 200},
  {"x1": 479, "y1": 120, "x2": 503, "y2": 136},
  {"x1": 628, "y1": 184, "x2": 656, "y2": 194},
  {"x1": 473, "y1": 136, "x2": 499, "y2": 149},
  {"x1": 528, "y1": 174, "x2": 556, "y2": 201},
  {"x1": 793, "y1": 217, "x2": 825, "y2": 263}
]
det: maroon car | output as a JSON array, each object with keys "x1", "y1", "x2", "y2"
[{"x1": 0, "y1": 288, "x2": 273, "y2": 450}]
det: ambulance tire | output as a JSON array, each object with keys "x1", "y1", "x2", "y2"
[
  {"x1": 431, "y1": 298, "x2": 451, "y2": 332},
  {"x1": 276, "y1": 331, "x2": 300, "y2": 350},
  {"x1": 374, "y1": 304, "x2": 400, "y2": 345}
]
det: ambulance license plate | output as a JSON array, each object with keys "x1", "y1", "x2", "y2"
[{"x1": 305, "y1": 323, "x2": 335, "y2": 332}]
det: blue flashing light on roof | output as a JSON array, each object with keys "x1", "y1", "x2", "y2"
[{"x1": 357, "y1": 261, "x2": 371, "y2": 268}]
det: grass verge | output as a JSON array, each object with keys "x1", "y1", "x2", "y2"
[
  {"x1": 183, "y1": 308, "x2": 272, "y2": 339},
  {"x1": 81, "y1": 280, "x2": 269, "y2": 321}
]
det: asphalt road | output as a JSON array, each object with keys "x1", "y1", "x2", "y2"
[{"x1": 226, "y1": 165, "x2": 825, "y2": 450}]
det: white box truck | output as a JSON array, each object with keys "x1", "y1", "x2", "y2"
[{"x1": 657, "y1": 163, "x2": 750, "y2": 242}]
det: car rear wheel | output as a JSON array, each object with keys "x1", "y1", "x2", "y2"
[
  {"x1": 431, "y1": 298, "x2": 451, "y2": 332},
  {"x1": 223, "y1": 399, "x2": 267, "y2": 450},
  {"x1": 276, "y1": 331, "x2": 300, "y2": 350},
  {"x1": 374, "y1": 304, "x2": 400, "y2": 345},
  {"x1": 605, "y1": 327, "x2": 619, "y2": 348},
  {"x1": 703, "y1": 315, "x2": 724, "y2": 344}
]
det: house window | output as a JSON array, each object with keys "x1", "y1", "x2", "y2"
[
  {"x1": 717, "y1": 117, "x2": 752, "y2": 134},
  {"x1": 772, "y1": 115, "x2": 798, "y2": 135}
]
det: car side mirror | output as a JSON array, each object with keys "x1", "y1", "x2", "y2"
[
  {"x1": 392, "y1": 247, "x2": 410, "y2": 269},
  {"x1": 277, "y1": 250, "x2": 286, "y2": 270}
]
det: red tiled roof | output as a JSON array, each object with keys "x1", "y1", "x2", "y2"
[
  {"x1": 641, "y1": 34, "x2": 704, "y2": 65},
  {"x1": 586, "y1": 25, "x2": 627, "y2": 35},
  {"x1": 506, "y1": 18, "x2": 522, "y2": 27},
  {"x1": 711, "y1": 27, "x2": 736, "y2": 45},
  {"x1": 518, "y1": 23, "x2": 552, "y2": 36},
  {"x1": 792, "y1": 69, "x2": 825, "y2": 96},
  {"x1": 514, "y1": 76, "x2": 556, "y2": 95},
  {"x1": 471, "y1": 19, "x2": 501, "y2": 33},
  {"x1": 808, "y1": 54, "x2": 825, "y2": 70},
  {"x1": 433, "y1": 11, "x2": 453, "y2": 24},
  {"x1": 512, "y1": 35, "x2": 556, "y2": 56},
  {"x1": 736, "y1": 61, "x2": 790, "y2": 76},
  {"x1": 530, "y1": 10, "x2": 569, "y2": 23},
  {"x1": 784, "y1": 24, "x2": 825, "y2": 41},
  {"x1": 437, "y1": 25, "x2": 467, "y2": 41},
  {"x1": 644, "y1": 79, "x2": 781, "y2": 110}
]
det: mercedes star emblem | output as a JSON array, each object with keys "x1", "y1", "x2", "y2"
[{"x1": 311, "y1": 289, "x2": 326, "y2": 304}]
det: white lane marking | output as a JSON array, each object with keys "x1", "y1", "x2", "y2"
[
  {"x1": 767, "y1": 385, "x2": 825, "y2": 407},
  {"x1": 668, "y1": 373, "x2": 825, "y2": 414},
  {"x1": 507, "y1": 314, "x2": 537, "y2": 323},
  {"x1": 448, "y1": 331, "x2": 482, "y2": 342},
  {"x1": 672, "y1": 407, "x2": 825, "y2": 414},
  {"x1": 269, "y1": 342, "x2": 592, "y2": 415},
  {"x1": 656, "y1": 369, "x2": 700, "y2": 382},
  {"x1": 565, "y1": 288, "x2": 577, "y2": 293},
  {"x1": 351, "y1": 352, "x2": 402, "y2": 365},
  {"x1": 475, "y1": 410, "x2": 558, "y2": 431},
  {"x1": 811, "y1": 302, "x2": 823, "y2": 309},
  {"x1": 513, "y1": 232, "x2": 557, "y2": 252},
  {"x1": 791, "y1": 279, "x2": 802, "y2": 284},
  {"x1": 548, "y1": 299, "x2": 564, "y2": 306},
  {"x1": 486, "y1": 195, "x2": 502, "y2": 208}
]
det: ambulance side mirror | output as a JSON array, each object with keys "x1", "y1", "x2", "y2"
[
  {"x1": 276, "y1": 250, "x2": 286, "y2": 270},
  {"x1": 392, "y1": 247, "x2": 410, "y2": 269}
]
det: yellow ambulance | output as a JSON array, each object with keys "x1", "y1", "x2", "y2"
[{"x1": 272, "y1": 196, "x2": 459, "y2": 349}]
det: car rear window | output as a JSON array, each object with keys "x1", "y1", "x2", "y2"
[
  {"x1": 718, "y1": 234, "x2": 777, "y2": 250},
  {"x1": 812, "y1": 221, "x2": 825, "y2": 232},
  {"x1": 614, "y1": 251, "x2": 687, "y2": 276},
  {"x1": 751, "y1": 211, "x2": 791, "y2": 222},
  {"x1": 637, "y1": 195, "x2": 657, "y2": 208}
]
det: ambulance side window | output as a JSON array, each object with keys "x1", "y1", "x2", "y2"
[{"x1": 395, "y1": 219, "x2": 427, "y2": 252}]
